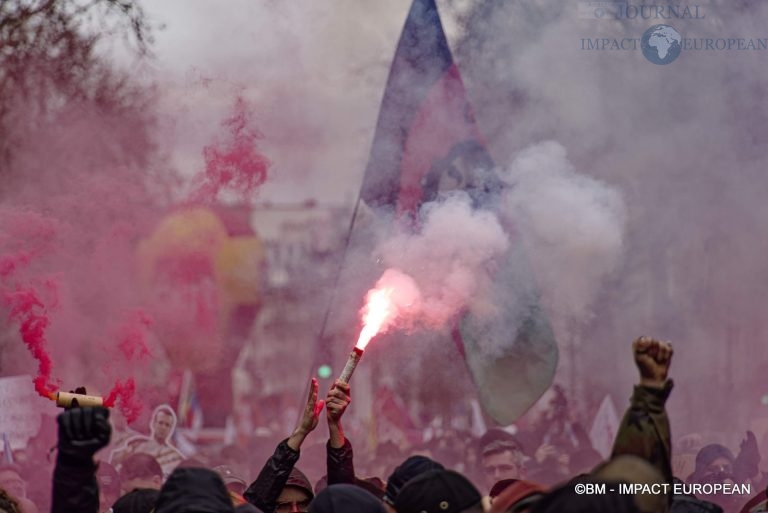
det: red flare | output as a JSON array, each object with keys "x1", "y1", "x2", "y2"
[
  {"x1": 354, "y1": 269, "x2": 421, "y2": 350},
  {"x1": 3, "y1": 286, "x2": 58, "y2": 398},
  {"x1": 103, "y1": 378, "x2": 141, "y2": 423},
  {"x1": 356, "y1": 287, "x2": 395, "y2": 350}
]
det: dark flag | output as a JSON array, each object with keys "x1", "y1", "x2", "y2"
[
  {"x1": 360, "y1": 0, "x2": 497, "y2": 214},
  {"x1": 354, "y1": 0, "x2": 558, "y2": 424}
]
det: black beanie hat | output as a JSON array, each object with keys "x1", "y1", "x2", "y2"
[{"x1": 384, "y1": 455, "x2": 445, "y2": 505}]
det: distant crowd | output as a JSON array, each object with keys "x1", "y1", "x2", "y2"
[{"x1": 0, "y1": 337, "x2": 765, "y2": 513}]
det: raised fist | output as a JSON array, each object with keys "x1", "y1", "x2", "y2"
[
  {"x1": 57, "y1": 406, "x2": 111, "y2": 461},
  {"x1": 632, "y1": 336, "x2": 673, "y2": 387}
]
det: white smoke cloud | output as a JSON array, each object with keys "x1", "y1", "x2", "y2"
[
  {"x1": 454, "y1": 0, "x2": 768, "y2": 433},
  {"x1": 375, "y1": 191, "x2": 510, "y2": 329},
  {"x1": 366, "y1": 143, "x2": 625, "y2": 345},
  {"x1": 499, "y1": 141, "x2": 626, "y2": 324}
]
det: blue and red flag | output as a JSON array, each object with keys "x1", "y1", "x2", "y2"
[
  {"x1": 358, "y1": 0, "x2": 558, "y2": 424},
  {"x1": 361, "y1": 0, "x2": 495, "y2": 214}
]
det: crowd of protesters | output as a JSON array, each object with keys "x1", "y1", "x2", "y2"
[{"x1": 0, "y1": 337, "x2": 766, "y2": 513}]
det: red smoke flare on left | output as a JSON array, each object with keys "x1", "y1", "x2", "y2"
[{"x1": 3, "y1": 286, "x2": 58, "y2": 399}]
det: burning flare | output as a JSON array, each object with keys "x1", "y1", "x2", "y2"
[
  {"x1": 355, "y1": 287, "x2": 395, "y2": 350},
  {"x1": 338, "y1": 269, "x2": 421, "y2": 384},
  {"x1": 354, "y1": 268, "x2": 421, "y2": 349}
]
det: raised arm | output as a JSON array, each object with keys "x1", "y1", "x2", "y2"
[
  {"x1": 325, "y1": 380, "x2": 355, "y2": 485},
  {"x1": 611, "y1": 336, "x2": 674, "y2": 484},
  {"x1": 244, "y1": 378, "x2": 324, "y2": 513},
  {"x1": 52, "y1": 407, "x2": 111, "y2": 513}
]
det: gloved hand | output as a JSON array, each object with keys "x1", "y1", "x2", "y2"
[{"x1": 57, "y1": 406, "x2": 111, "y2": 463}]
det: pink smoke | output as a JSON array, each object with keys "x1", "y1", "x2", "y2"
[
  {"x1": 3, "y1": 285, "x2": 59, "y2": 398},
  {"x1": 0, "y1": 253, "x2": 31, "y2": 278},
  {"x1": 116, "y1": 309, "x2": 154, "y2": 361},
  {"x1": 188, "y1": 96, "x2": 270, "y2": 204},
  {"x1": 103, "y1": 378, "x2": 141, "y2": 423}
]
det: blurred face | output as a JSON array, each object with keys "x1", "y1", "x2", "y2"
[
  {"x1": 275, "y1": 486, "x2": 311, "y2": 513},
  {"x1": 0, "y1": 469, "x2": 25, "y2": 499},
  {"x1": 702, "y1": 457, "x2": 734, "y2": 484},
  {"x1": 152, "y1": 411, "x2": 173, "y2": 442},
  {"x1": 482, "y1": 450, "x2": 523, "y2": 489}
]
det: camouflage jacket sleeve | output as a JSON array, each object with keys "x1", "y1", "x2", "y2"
[{"x1": 611, "y1": 379, "x2": 674, "y2": 483}]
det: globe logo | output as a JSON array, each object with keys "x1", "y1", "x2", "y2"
[
  {"x1": 641, "y1": 25, "x2": 682, "y2": 65},
  {"x1": 594, "y1": 8, "x2": 605, "y2": 18}
]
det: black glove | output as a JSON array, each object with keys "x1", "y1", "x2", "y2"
[{"x1": 57, "y1": 406, "x2": 111, "y2": 463}]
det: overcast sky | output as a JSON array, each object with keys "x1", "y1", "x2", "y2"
[{"x1": 115, "y1": 0, "x2": 433, "y2": 206}]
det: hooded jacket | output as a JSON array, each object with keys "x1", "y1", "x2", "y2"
[
  {"x1": 244, "y1": 439, "x2": 302, "y2": 513},
  {"x1": 154, "y1": 467, "x2": 234, "y2": 513},
  {"x1": 245, "y1": 437, "x2": 352, "y2": 513}
]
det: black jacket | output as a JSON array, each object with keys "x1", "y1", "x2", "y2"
[
  {"x1": 326, "y1": 439, "x2": 355, "y2": 486},
  {"x1": 51, "y1": 453, "x2": 100, "y2": 513},
  {"x1": 245, "y1": 438, "x2": 357, "y2": 513},
  {"x1": 245, "y1": 439, "x2": 301, "y2": 513}
]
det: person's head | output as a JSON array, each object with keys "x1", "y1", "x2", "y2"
[
  {"x1": 97, "y1": 462, "x2": 122, "y2": 511},
  {"x1": 692, "y1": 444, "x2": 734, "y2": 485},
  {"x1": 478, "y1": 430, "x2": 525, "y2": 490},
  {"x1": 384, "y1": 455, "x2": 445, "y2": 511},
  {"x1": 394, "y1": 469, "x2": 484, "y2": 513},
  {"x1": 354, "y1": 477, "x2": 385, "y2": 500},
  {"x1": 120, "y1": 453, "x2": 164, "y2": 494},
  {"x1": 489, "y1": 480, "x2": 547, "y2": 513},
  {"x1": 151, "y1": 405, "x2": 177, "y2": 444},
  {"x1": 0, "y1": 466, "x2": 25, "y2": 500},
  {"x1": 489, "y1": 480, "x2": 516, "y2": 499},
  {"x1": 276, "y1": 468, "x2": 314, "y2": 513},
  {"x1": 308, "y1": 484, "x2": 385, "y2": 513},
  {"x1": 593, "y1": 456, "x2": 668, "y2": 513},
  {"x1": 155, "y1": 467, "x2": 234, "y2": 513},
  {"x1": 213, "y1": 465, "x2": 248, "y2": 496},
  {"x1": 112, "y1": 488, "x2": 160, "y2": 513}
]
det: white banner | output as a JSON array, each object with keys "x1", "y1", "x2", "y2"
[{"x1": 0, "y1": 375, "x2": 46, "y2": 450}]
